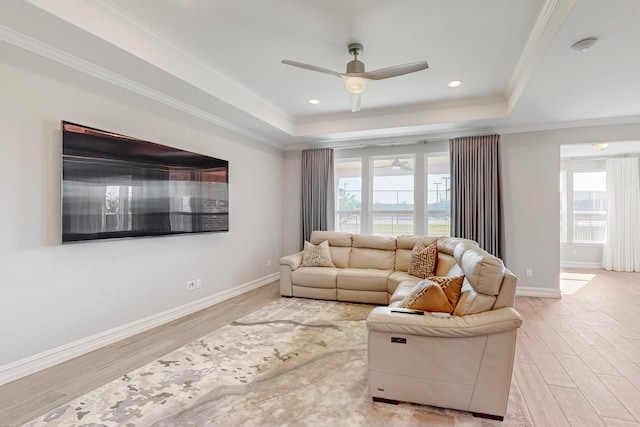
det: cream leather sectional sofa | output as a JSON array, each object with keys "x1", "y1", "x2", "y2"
[{"x1": 279, "y1": 230, "x2": 523, "y2": 420}]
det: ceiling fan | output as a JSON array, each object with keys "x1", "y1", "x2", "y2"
[
  {"x1": 282, "y1": 43, "x2": 429, "y2": 112},
  {"x1": 376, "y1": 159, "x2": 413, "y2": 171}
]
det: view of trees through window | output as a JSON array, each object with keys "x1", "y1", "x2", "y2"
[{"x1": 336, "y1": 159, "x2": 362, "y2": 233}]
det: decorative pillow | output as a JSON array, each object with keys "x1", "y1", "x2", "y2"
[
  {"x1": 301, "y1": 240, "x2": 335, "y2": 267},
  {"x1": 428, "y1": 275, "x2": 465, "y2": 309},
  {"x1": 407, "y1": 241, "x2": 438, "y2": 278},
  {"x1": 398, "y1": 275, "x2": 464, "y2": 313}
]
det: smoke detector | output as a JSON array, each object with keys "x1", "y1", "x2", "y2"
[{"x1": 571, "y1": 37, "x2": 598, "y2": 53}]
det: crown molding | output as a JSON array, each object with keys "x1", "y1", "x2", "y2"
[
  {"x1": 505, "y1": 0, "x2": 576, "y2": 112},
  {"x1": 0, "y1": 23, "x2": 281, "y2": 148},
  {"x1": 25, "y1": 0, "x2": 294, "y2": 135}
]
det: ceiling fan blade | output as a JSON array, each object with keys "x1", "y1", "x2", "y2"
[
  {"x1": 349, "y1": 92, "x2": 361, "y2": 112},
  {"x1": 360, "y1": 61, "x2": 429, "y2": 80},
  {"x1": 281, "y1": 60, "x2": 343, "y2": 77}
]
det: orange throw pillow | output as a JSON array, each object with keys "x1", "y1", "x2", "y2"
[
  {"x1": 407, "y1": 241, "x2": 438, "y2": 279},
  {"x1": 399, "y1": 275, "x2": 464, "y2": 313}
]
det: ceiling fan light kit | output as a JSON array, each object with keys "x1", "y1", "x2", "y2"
[
  {"x1": 282, "y1": 42, "x2": 428, "y2": 112},
  {"x1": 344, "y1": 76, "x2": 367, "y2": 94}
]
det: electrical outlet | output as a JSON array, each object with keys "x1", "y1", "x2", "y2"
[
  {"x1": 267, "y1": 259, "x2": 272, "y2": 267},
  {"x1": 525, "y1": 269, "x2": 533, "y2": 278},
  {"x1": 196, "y1": 278, "x2": 202, "y2": 289},
  {"x1": 186, "y1": 280, "x2": 196, "y2": 291}
]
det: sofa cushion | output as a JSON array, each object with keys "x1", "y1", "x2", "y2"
[
  {"x1": 349, "y1": 248, "x2": 395, "y2": 270},
  {"x1": 291, "y1": 267, "x2": 338, "y2": 289},
  {"x1": 387, "y1": 272, "x2": 420, "y2": 294},
  {"x1": 301, "y1": 240, "x2": 335, "y2": 267},
  {"x1": 460, "y1": 248, "x2": 505, "y2": 296},
  {"x1": 396, "y1": 235, "x2": 439, "y2": 249},
  {"x1": 434, "y1": 253, "x2": 457, "y2": 276},
  {"x1": 329, "y1": 246, "x2": 352, "y2": 269},
  {"x1": 337, "y1": 268, "x2": 391, "y2": 292},
  {"x1": 390, "y1": 280, "x2": 424, "y2": 304},
  {"x1": 310, "y1": 230, "x2": 352, "y2": 247},
  {"x1": 408, "y1": 241, "x2": 438, "y2": 279},
  {"x1": 398, "y1": 275, "x2": 464, "y2": 313},
  {"x1": 437, "y1": 237, "x2": 478, "y2": 256},
  {"x1": 453, "y1": 278, "x2": 497, "y2": 316},
  {"x1": 353, "y1": 234, "x2": 397, "y2": 250}
]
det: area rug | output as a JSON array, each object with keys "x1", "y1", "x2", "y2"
[{"x1": 24, "y1": 298, "x2": 532, "y2": 426}]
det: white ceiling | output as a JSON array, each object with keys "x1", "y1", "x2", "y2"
[{"x1": 1, "y1": 0, "x2": 640, "y2": 149}]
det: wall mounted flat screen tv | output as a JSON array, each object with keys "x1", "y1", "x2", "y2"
[{"x1": 62, "y1": 121, "x2": 229, "y2": 242}]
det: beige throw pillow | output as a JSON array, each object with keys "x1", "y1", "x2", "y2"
[
  {"x1": 301, "y1": 240, "x2": 335, "y2": 267},
  {"x1": 399, "y1": 275, "x2": 464, "y2": 313},
  {"x1": 408, "y1": 241, "x2": 438, "y2": 279}
]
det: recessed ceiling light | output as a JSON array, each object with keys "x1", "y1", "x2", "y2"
[
  {"x1": 448, "y1": 80, "x2": 462, "y2": 88},
  {"x1": 571, "y1": 37, "x2": 598, "y2": 53},
  {"x1": 308, "y1": 98, "x2": 320, "y2": 105}
]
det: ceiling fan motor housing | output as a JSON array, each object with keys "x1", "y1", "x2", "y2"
[
  {"x1": 347, "y1": 43, "x2": 365, "y2": 73},
  {"x1": 347, "y1": 60, "x2": 365, "y2": 73}
]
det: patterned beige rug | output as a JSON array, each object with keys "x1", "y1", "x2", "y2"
[{"x1": 25, "y1": 298, "x2": 531, "y2": 426}]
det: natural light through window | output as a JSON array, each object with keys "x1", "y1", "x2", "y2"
[
  {"x1": 335, "y1": 158, "x2": 362, "y2": 233},
  {"x1": 372, "y1": 156, "x2": 415, "y2": 237},
  {"x1": 573, "y1": 171, "x2": 606, "y2": 243},
  {"x1": 426, "y1": 155, "x2": 451, "y2": 236}
]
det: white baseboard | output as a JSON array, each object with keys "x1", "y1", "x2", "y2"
[
  {"x1": 516, "y1": 286, "x2": 562, "y2": 299},
  {"x1": 0, "y1": 272, "x2": 280, "y2": 386},
  {"x1": 561, "y1": 261, "x2": 603, "y2": 269}
]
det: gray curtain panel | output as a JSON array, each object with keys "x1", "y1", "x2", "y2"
[
  {"x1": 301, "y1": 148, "x2": 335, "y2": 248},
  {"x1": 450, "y1": 134, "x2": 504, "y2": 258}
]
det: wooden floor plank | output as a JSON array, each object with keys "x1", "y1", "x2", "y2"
[
  {"x1": 602, "y1": 417, "x2": 640, "y2": 427},
  {"x1": 556, "y1": 353, "x2": 635, "y2": 421},
  {"x1": 526, "y1": 319, "x2": 575, "y2": 355},
  {"x1": 598, "y1": 374, "x2": 640, "y2": 422},
  {"x1": 592, "y1": 326, "x2": 640, "y2": 364},
  {"x1": 555, "y1": 328, "x2": 621, "y2": 376},
  {"x1": 513, "y1": 362, "x2": 570, "y2": 427},
  {"x1": 549, "y1": 384, "x2": 606, "y2": 427},
  {"x1": 518, "y1": 337, "x2": 575, "y2": 387},
  {"x1": 594, "y1": 346, "x2": 640, "y2": 391}
]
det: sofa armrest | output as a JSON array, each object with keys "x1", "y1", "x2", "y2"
[
  {"x1": 366, "y1": 307, "x2": 522, "y2": 338},
  {"x1": 279, "y1": 252, "x2": 303, "y2": 271}
]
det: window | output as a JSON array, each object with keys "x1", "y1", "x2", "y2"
[
  {"x1": 334, "y1": 142, "x2": 451, "y2": 237},
  {"x1": 560, "y1": 159, "x2": 607, "y2": 245},
  {"x1": 372, "y1": 156, "x2": 415, "y2": 237},
  {"x1": 426, "y1": 154, "x2": 451, "y2": 236},
  {"x1": 560, "y1": 170, "x2": 567, "y2": 243},
  {"x1": 573, "y1": 171, "x2": 606, "y2": 242},
  {"x1": 335, "y1": 158, "x2": 362, "y2": 233}
]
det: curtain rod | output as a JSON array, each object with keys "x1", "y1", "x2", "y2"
[{"x1": 332, "y1": 138, "x2": 449, "y2": 151}]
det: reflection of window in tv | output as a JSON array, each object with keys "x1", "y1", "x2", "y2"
[{"x1": 104, "y1": 177, "x2": 133, "y2": 232}]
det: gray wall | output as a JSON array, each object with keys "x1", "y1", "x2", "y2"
[{"x1": 0, "y1": 58, "x2": 283, "y2": 369}]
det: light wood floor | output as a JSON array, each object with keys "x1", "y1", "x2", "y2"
[
  {"x1": 1, "y1": 270, "x2": 639, "y2": 426},
  {"x1": 514, "y1": 269, "x2": 640, "y2": 426}
]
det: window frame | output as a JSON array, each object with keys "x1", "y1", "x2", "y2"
[{"x1": 333, "y1": 142, "x2": 450, "y2": 237}]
